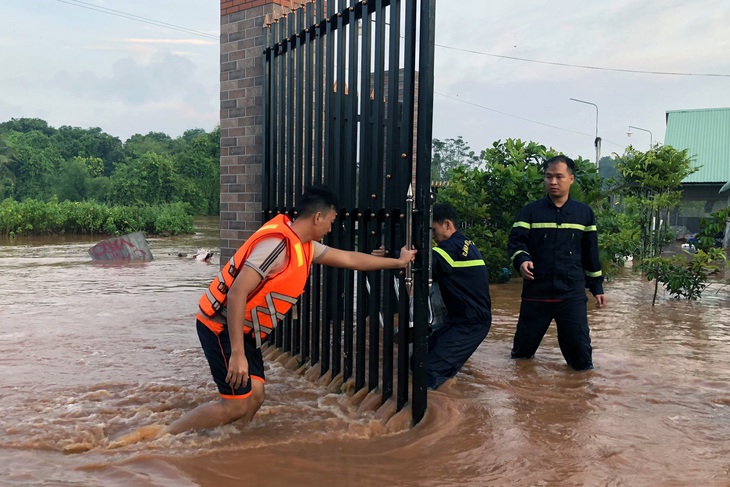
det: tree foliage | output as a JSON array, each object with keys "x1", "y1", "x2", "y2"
[
  {"x1": 431, "y1": 136, "x2": 480, "y2": 180},
  {"x1": 644, "y1": 248, "x2": 725, "y2": 302},
  {"x1": 609, "y1": 144, "x2": 726, "y2": 303},
  {"x1": 612, "y1": 144, "x2": 698, "y2": 263},
  {"x1": 0, "y1": 197, "x2": 194, "y2": 237},
  {"x1": 0, "y1": 118, "x2": 220, "y2": 220}
]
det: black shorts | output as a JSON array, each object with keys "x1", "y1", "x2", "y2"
[{"x1": 196, "y1": 319, "x2": 265, "y2": 399}]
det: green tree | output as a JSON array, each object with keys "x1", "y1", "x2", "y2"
[
  {"x1": 1, "y1": 117, "x2": 220, "y2": 218},
  {"x1": 0, "y1": 118, "x2": 56, "y2": 137},
  {"x1": 172, "y1": 126, "x2": 220, "y2": 214},
  {"x1": 613, "y1": 144, "x2": 698, "y2": 263},
  {"x1": 644, "y1": 248, "x2": 725, "y2": 302},
  {"x1": 124, "y1": 132, "x2": 176, "y2": 158},
  {"x1": 50, "y1": 158, "x2": 91, "y2": 202},
  {"x1": 110, "y1": 152, "x2": 178, "y2": 206},
  {"x1": 51, "y1": 126, "x2": 124, "y2": 176},
  {"x1": 610, "y1": 144, "x2": 726, "y2": 304},
  {"x1": 4, "y1": 130, "x2": 63, "y2": 200},
  {"x1": 431, "y1": 136, "x2": 480, "y2": 181},
  {"x1": 0, "y1": 135, "x2": 18, "y2": 199}
]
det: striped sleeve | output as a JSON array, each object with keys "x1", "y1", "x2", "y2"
[{"x1": 244, "y1": 237, "x2": 287, "y2": 278}]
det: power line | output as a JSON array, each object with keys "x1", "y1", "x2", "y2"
[
  {"x1": 54, "y1": 0, "x2": 218, "y2": 40},
  {"x1": 49, "y1": 1, "x2": 648, "y2": 148},
  {"x1": 373, "y1": 18, "x2": 730, "y2": 78},
  {"x1": 55, "y1": 2, "x2": 727, "y2": 77},
  {"x1": 436, "y1": 91, "x2": 625, "y2": 149},
  {"x1": 435, "y1": 43, "x2": 730, "y2": 78}
]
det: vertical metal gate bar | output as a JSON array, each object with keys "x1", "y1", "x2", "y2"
[
  {"x1": 314, "y1": 0, "x2": 325, "y2": 185},
  {"x1": 303, "y1": 3, "x2": 314, "y2": 190},
  {"x1": 267, "y1": 19, "x2": 280, "y2": 216},
  {"x1": 411, "y1": 0, "x2": 436, "y2": 425},
  {"x1": 381, "y1": 209, "x2": 397, "y2": 401},
  {"x1": 368, "y1": 209, "x2": 384, "y2": 390},
  {"x1": 395, "y1": 0, "x2": 418, "y2": 412},
  {"x1": 278, "y1": 12, "x2": 294, "y2": 354},
  {"x1": 381, "y1": 0, "x2": 403, "y2": 405},
  {"x1": 276, "y1": 16, "x2": 286, "y2": 214},
  {"x1": 285, "y1": 12, "x2": 295, "y2": 212},
  {"x1": 263, "y1": 18, "x2": 272, "y2": 216},
  {"x1": 309, "y1": 0, "x2": 326, "y2": 368},
  {"x1": 328, "y1": 0, "x2": 347, "y2": 382},
  {"x1": 386, "y1": 0, "x2": 402, "y2": 203},
  {"x1": 320, "y1": 0, "x2": 336, "y2": 378},
  {"x1": 294, "y1": 3, "x2": 305, "y2": 203},
  {"x1": 299, "y1": 3, "x2": 315, "y2": 365},
  {"x1": 354, "y1": 0, "x2": 373, "y2": 392},
  {"x1": 397, "y1": 242, "x2": 410, "y2": 409},
  {"x1": 289, "y1": 6, "x2": 305, "y2": 358},
  {"x1": 367, "y1": 0, "x2": 387, "y2": 392},
  {"x1": 340, "y1": 0, "x2": 360, "y2": 384},
  {"x1": 342, "y1": 210, "x2": 355, "y2": 381}
]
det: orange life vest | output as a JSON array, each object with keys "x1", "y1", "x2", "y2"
[{"x1": 196, "y1": 214, "x2": 313, "y2": 348}]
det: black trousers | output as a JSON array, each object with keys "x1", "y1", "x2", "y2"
[
  {"x1": 427, "y1": 321, "x2": 490, "y2": 389},
  {"x1": 511, "y1": 297, "x2": 593, "y2": 371}
]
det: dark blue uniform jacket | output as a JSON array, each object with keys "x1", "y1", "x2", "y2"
[
  {"x1": 432, "y1": 230, "x2": 492, "y2": 326},
  {"x1": 508, "y1": 196, "x2": 604, "y2": 300}
]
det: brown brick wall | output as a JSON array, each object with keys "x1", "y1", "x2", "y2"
[{"x1": 221, "y1": 0, "x2": 296, "y2": 17}]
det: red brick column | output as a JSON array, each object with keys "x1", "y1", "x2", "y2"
[{"x1": 219, "y1": 0, "x2": 294, "y2": 262}]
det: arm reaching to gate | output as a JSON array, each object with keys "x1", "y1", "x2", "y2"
[{"x1": 317, "y1": 245, "x2": 416, "y2": 271}]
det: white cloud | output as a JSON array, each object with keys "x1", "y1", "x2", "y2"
[
  {"x1": 1, "y1": 0, "x2": 729, "y2": 157},
  {"x1": 117, "y1": 38, "x2": 216, "y2": 46}
]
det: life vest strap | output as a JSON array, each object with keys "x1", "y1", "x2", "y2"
[
  {"x1": 204, "y1": 288, "x2": 223, "y2": 312},
  {"x1": 216, "y1": 271, "x2": 229, "y2": 293},
  {"x1": 227, "y1": 256, "x2": 238, "y2": 277}
]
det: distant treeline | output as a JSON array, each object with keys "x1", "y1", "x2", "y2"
[{"x1": 0, "y1": 117, "x2": 219, "y2": 236}]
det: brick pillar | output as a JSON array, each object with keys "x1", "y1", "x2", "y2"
[{"x1": 219, "y1": 0, "x2": 291, "y2": 263}]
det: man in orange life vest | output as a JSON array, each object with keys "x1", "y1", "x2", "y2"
[{"x1": 158, "y1": 184, "x2": 416, "y2": 437}]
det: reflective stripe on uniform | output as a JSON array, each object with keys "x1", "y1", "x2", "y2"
[
  {"x1": 510, "y1": 249, "x2": 530, "y2": 264},
  {"x1": 512, "y1": 221, "x2": 596, "y2": 232},
  {"x1": 433, "y1": 247, "x2": 485, "y2": 268}
]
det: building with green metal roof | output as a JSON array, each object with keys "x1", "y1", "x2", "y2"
[{"x1": 664, "y1": 107, "x2": 730, "y2": 232}]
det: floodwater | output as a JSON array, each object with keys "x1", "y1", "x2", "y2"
[{"x1": 1, "y1": 218, "x2": 729, "y2": 487}]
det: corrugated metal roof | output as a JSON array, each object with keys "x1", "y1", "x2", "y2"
[{"x1": 664, "y1": 107, "x2": 730, "y2": 184}]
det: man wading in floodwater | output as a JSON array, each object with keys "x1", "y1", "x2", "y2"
[
  {"x1": 508, "y1": 155, "x2": 606, "y2": 370},
  {"x1": 111, "y1": 185, "x2": 415, "y2": 446}
]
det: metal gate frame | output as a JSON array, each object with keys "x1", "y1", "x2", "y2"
[{"x1": 262, "y1": 0, "x2": 435, "y2": 424}]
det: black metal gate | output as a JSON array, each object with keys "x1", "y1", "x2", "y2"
[{"x1": 262, "y1": 0, "x2": 435, "y2": 424}]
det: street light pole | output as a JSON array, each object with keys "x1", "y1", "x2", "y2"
[
  {"x1": 627, "y1": 125, "x2": 653, "y2": 149},
  {"x1": 569, "y1": 98, "x2": 600, "y2": 169}
]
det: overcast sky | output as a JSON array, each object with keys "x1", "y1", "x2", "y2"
[{"x1": 1, "y1": 1, "x2": 729, "y2": 162}]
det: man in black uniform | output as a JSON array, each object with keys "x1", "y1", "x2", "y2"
[
  {"x1": 429, "y1": 202, "x2": 492, "y2": 388},
  {"x1": 508, "y1": 155, "x2": 606, "y2": 371}
]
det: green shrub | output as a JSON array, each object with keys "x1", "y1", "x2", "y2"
[
  {"x1": 0, "y1": 198, "x2": 195, "y2": 237},
  {"x1": 643, "y1": 248, "x2": 726, "y2": 302}
]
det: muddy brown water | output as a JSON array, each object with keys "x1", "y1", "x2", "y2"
[{"x1": 1, "y1": 218, "x2": 729, "y2": 486}]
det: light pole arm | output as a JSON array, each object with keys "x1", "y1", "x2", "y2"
[
  {"x1": 570, "y1": 98, "x2": 598, "y2": 140},
  {"x1": 570, "y1": 98, "x2": 600, "y2": 168},
  {"x1": 628, "y1": 125, "x2": 653, "y2": 148}
]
